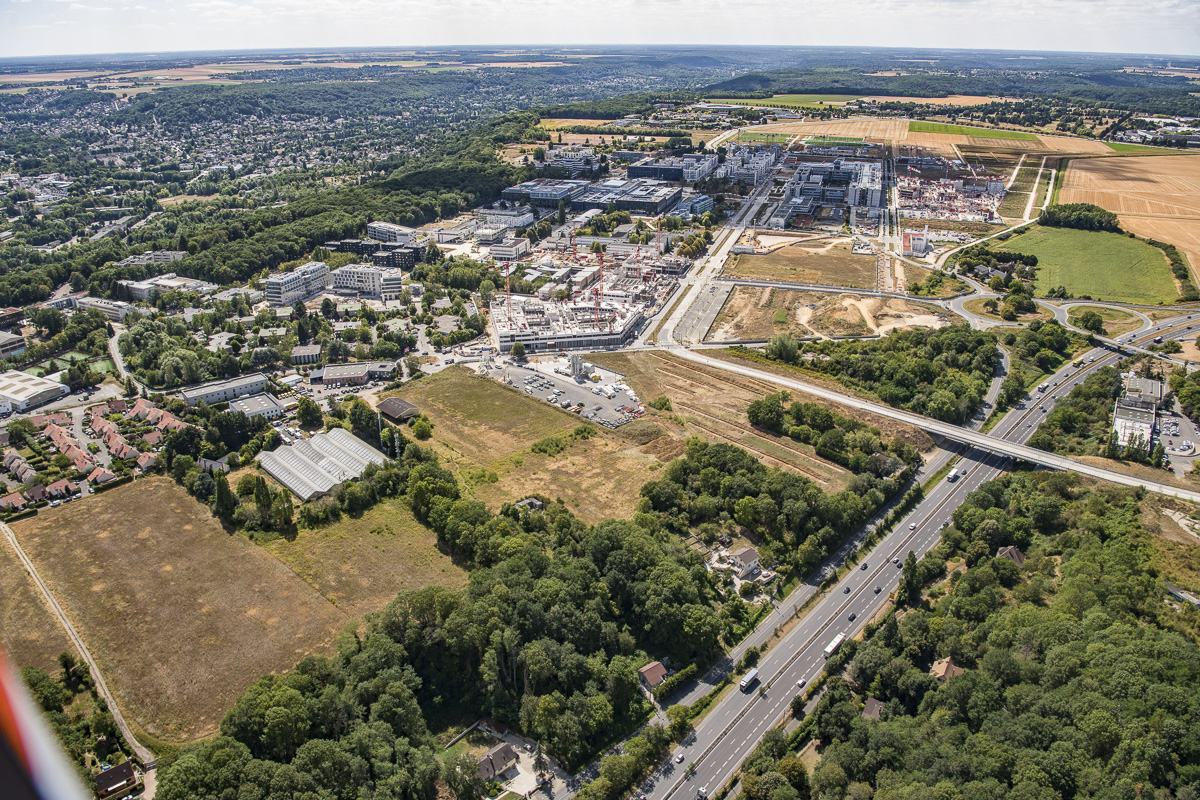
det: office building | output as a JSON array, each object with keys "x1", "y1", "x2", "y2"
[
  {"x1": 331, "y1": 265, "x2": 383, "y2": 296},
  {"x1": 118, "y1": 272, "x2": 217, "y2": 300},
  {"x1": 75, "y1": 297, "x2": 136, "y2": 321},
  {"x1": 501, "y1": 178, "x2": 591, "y2": 207},
  {"x1": 264, "y1": 262, "x2": 330, "y2": 306},
  {"x1": 490, "y1": 238, "x2": 532, "y2": 261},
  {"x1": 627, "y1": 153, "x2": 718, "y2": 182},
  {"x1": 480, "y1": 208, "x2": 536, "y2": 228},
  {"x1": 366, "y1": 221, "x2": 415, "y2": 244},
  {"x1": 491, "y1": 295, "x2": 643, "y2": 353},
  {"x1": 179, "y1": 373, "x2": 268, "y2": 406}
]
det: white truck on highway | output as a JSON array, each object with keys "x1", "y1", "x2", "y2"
[
  {"x1": 823, "y1": 633, "x2": 846, "y2": 659},
  {"x1": 947, "y1": 468, "x2": 960, "y2": 483},
  {"x1": 739, "y1": 668, "x2": 760, "y2": 691}
]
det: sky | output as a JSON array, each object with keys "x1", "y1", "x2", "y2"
[{"x1": 2, "y1": 0, "x2": 1199, "y2": 59}]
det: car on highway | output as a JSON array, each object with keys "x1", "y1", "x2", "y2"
[
  {"x1": 848, "y1": 613, "x2": 857, "y2": 621},
  {"x1": 860, "y1": 562, "x2": 868, "y2": 570},
  {"x1": 843, "y1": 586, "x2": 851, "y2": 594},
  {"x1": 797, "y1": 678, "x2": 806, "y2": 688},
  {"x1": 909, "y1": 522, "x2": 916, "y2": 530},
  {"x1": 676, "y1": 754, "x2": 684, "y2": 764},
  {"x1": 874, "y1": 586, "x2": 881, "y2": 594}
]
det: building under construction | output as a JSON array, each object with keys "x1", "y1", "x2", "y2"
[{"x1": 491, "y1": 293, "x2": 645, "y2": 353}]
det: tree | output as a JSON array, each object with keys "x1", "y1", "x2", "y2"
[
  {"x1": 297, "y1": 396, "x2": 323, "y2": 428},
  {"x1": 511, "y1": 341, "x2": 526, "y2": 360},
  {"x1": 321, "y1": 297, "x2": 336, "y2": 318},
  {"x1": 412, "y1": 418, "x2": 433, "y2": 440},
  {"x1": 443, "y1": 750, "x2": 487, "y2": 800},
  {"x1": 1078, "y1": 310, "x2": 1105, "y2": 334},
  {"x1": 557, "y1": 199, "x2": 567, "y2": 224},
  {"x1": 766, "y1": 334, "x2": 798, "y2": 364},
  {"x1": 212, "y1": 472, "x2": 238, "y2": 522},
  {"x1": 293, "y1": 300, "x2": 308, "y2": 319},
  {"x1": 479, "y1": 279, "x2": 496, "y2": 304},
  {"x1": 271, "y1": 491, "x2": 294, "y2": 531}
]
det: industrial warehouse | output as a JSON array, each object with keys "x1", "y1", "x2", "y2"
[{"x1": 256, "y1": 427, "x2": 387, "y2": 500}]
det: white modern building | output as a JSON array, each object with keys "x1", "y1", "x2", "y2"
[
  {"x1": 490, "y1": 295, "x2": 644, "y2": 353},
  {"x1": 230, "y1": 393, "x2": 285, "y2": 420},
  {"x1": 118, "y1": 272, "x2": 216, "y2": 300},
  {"x1": 490, "y1": 238, "x2": 532, "y2": 262},
  {"x1": 480, "y1": 208, "x2": 536, "y2": 228},
  {"x1": 331, "y1": 265, "x2": 383, "y2": 296},
  {"x1": 264, "y1": 261, "x2": 330, "y2": 306},
  {"x1": 367, "y1": 221, "x2": 414, "y2": 244},
  {"x1": 75, "y1": 297, "x2": 136, "y2": 321}
]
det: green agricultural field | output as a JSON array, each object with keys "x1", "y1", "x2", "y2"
[
  {"x1": 908, "y1": 121, "x2": 1039, "y2": 141},
  {"x1": 1105, "y1": 141, "x2": 1174, "y2": 152},
  {"x1": 707, "y1": 94, "x2": 862, "y2": 108},
  {"x1": 737, "y1": 132, "x2": 793, "y2": 143},
  {"x1": 999, "y1": 225, "x2": 1179, "y2": 304}
]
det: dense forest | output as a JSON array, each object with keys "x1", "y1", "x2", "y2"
[
  {"x1": 740, "y1": 326, "x2": 1002, "y2": 424},
  {"x1": 807, "y1": 471, "x2": 1200, "y2": 799}
]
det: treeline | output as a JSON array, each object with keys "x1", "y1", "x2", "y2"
[
  {"x1": 1027, "y1": 365, "x2": 1137, "y2": 459},
  {"x1": 1038, "y1": 203, "x2": 1121, "y2": 232},
  {"x1": 747, "y1": 326, "x2": 1001, "y2": 425},
  {"x1": 808, "y1": 471, "x2": 1200, "y2": 798},
  {"x1": 538, "y1": 92, "x2": 701, "y2": 120}
]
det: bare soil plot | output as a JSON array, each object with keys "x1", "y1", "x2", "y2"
[
  {"x1": 726, "y1": 239, "x2": 876, "y2": 288},
  {"x1": 389, "y1": 367, "x2": 661, "y2": 524},
  {"x1": 588, "y1": 352, "x2": 858, "y2": 489},
  {"x1": 0, "y1": 538, "x2": 73, "y2": 673},
  {"x1": 710, "y1": 287, "x2": 949, "y2": 341},
  {"x1": 751, "y1": 118, "x2": 908, "y2": 141},
  {"x1": 267, "y1": 500, "x2": 467, "y2": 618},
  {"x1": 10, "y1": 479, "x2": 349, "y2": 745},
  {"x1": 1060, "y1": 154, "x2": 1200, "y2": 277}
]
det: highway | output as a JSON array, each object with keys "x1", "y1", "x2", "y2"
[{"x1": 638, "y1": 311, "x2": 1200, "y2": 800}]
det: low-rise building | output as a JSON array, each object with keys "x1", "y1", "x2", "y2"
[
  {"x1": 1112, "y1": 401, "x2": 1155, "y2": 453},
  {"x1": 0, "y1": 307, "x2": 23, "y2": 329},
  {"x1": 477, "y1": 743, "x2": 518, "y2": 781},
  {"x1": 0, "y1": 330, "x2": 26, "y2": 359},
  {"x1": 75, "y1": 296, "x2": 135, "y2": 321},
  {"x1": 230, "y1": 393, "x2": 286, "y2": 420},
  {"x1": 179, "y1": 373, "x2": 268, "y2": 406},
  {"x1": 367, "y1": 221, "x2": 415, "y2": 244},
  {"x1": 638, "y1": 661, "x2": 668, "y2": 690},
  {"x1": 377, "y1": 397, "x2": 419, "y2": 422},
  {"x1": 0, "y1": 370, "x2": 69, "y2": 411},
  {"x1": 291, "y1": 344, "x2": 321, "y2": 365},
  {"x1": 729, "y1": 547, "x2": 760, "y2": 579},
  {"x1": 256, "y1": 427, "x2": 387, "y2": 500}
]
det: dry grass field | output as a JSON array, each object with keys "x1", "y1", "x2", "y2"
[
  {"x1": 10, "y1": 479, "x2": 350, "y2": 745},
  {"x1": 389, "y1": 367, "x2": 663, "y2": 524},
  {"x1": 1059, "y1": 155, "x2": 1200, "y2": 277},
  {"x1": 1066, "y1": 305, "x2": 1144, "y2": 337},
  {"x1": 725, "y1": 238, "x2": 877, "y2": 288},
  {"x1": 710, "y1": 287, "x2": 949, "y2": 341},
  {"x1": 267, "y1": 500, "x2": 467, "y2": 618},
  {"x1": 0, "y1": 539, "x2": 73, "y2": 673},
  {"x1": 589, "y1": 351, "x2": 863, "y2": 490}
]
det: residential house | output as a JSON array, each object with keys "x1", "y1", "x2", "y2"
[
  {"x1": 477, "y1": 743, "x2": 519, "y2": 781},
  {"x1": 46, "y1": 478, "x2": 74, "y2": 498},
  {"x1": 0, "y1": 492, "x2": 27, "y2": 510},
  {"x1": 142, "y1": 430, "x2": 163, "y2": 448},
  {"x1": 63, "y1": 445, "x2": 94, "y2": 472},
  {"x1": 87, "y1": 467, "x2": 116, "y2": 484},
  {"x1": 23, "y1": 483, "x2": 46, "y2": 503},
  {"x1": 729, "y1": 547, "x2": 760, "y2": 579},
  {"x1": 27, "y1": 412, "x2": 69, "y2": 429},
  {"x1": 929, "y1": 657, "x2": 965, "y2": 684},
  {"x1": 638, "y1": 661, "x2": 668, "y2": 690},
  {"x1": 109, "y1": 439, "x2": 139, "y2": 461},
  {"x1": 90, "y1": 416, "x2": 119, "y2": 437},
  {"x1": 95, "y1": 761, "x2": 143, "y2": 800},
  {"x1": 995, "y1": 546, "x2": 1026, "y2": 567},
  {"x1": 130, "y1": 398, "x2": 156, "y2": 420},
  {"x1": 136, "y1": 452, "x2": 157, "y2": 472},
  {"x1": 861, "y1": 698, "x2": 885, "y2": 720}
]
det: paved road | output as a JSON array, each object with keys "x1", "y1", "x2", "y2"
[{"x1": 0, "y1": 521, "x2": 155, "y2": 767}]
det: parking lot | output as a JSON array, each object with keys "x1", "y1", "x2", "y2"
[{"x1": 480, "y1": 358, "x2": 644, "y2": 428}]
